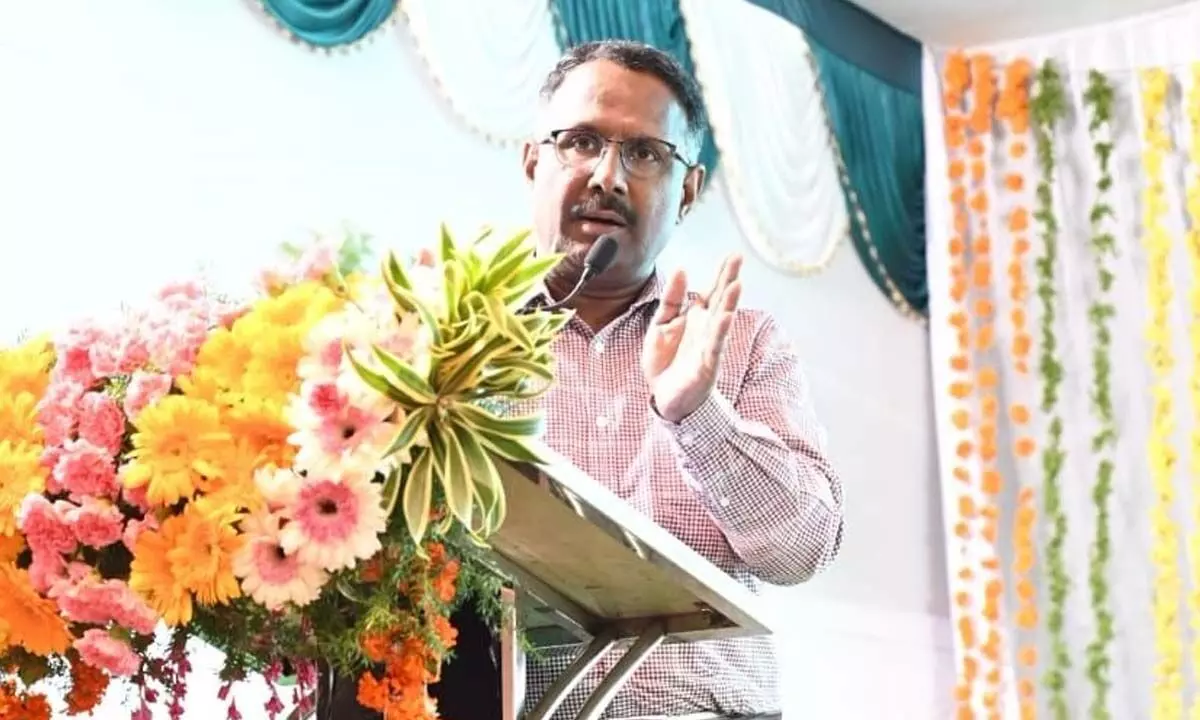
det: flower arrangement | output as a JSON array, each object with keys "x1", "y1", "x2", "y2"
[
  {"x1": 1140, "y1": 67, "x2": 1185, "y2": 720},
  {"x1": 996, "y1": 56, "x2": 1040, "y2": 720},
  {"x1": 1030, "y1": 58, "x2": 1070, "y2": 720},
  {"x1": 1082, "y1": 68, "x2": 1118, "y2": 720},
  {"x1": 0, "y1": 225, "x2": 566, "y2": 719}
]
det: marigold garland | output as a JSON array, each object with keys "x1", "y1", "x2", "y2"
[
  {"x1": 996, "y1": 56, "x2": 1040, "y2": 720},
  {"x1": 1081, "y1": 68, "x2": 1118, "y2": 720},
  {"x1": 1186, "y1": 62, "x2": 1200, "y2": 720},
  {"x1": 943, "y1": 49, "x2": 984, "y2": 720},
  {"x1": 1030, "y1": 59, "x2": 1071, "y2": 720},
  {"x1": 944, "y1": 50, "x2": 1010, "y2": 720},
  {"x1": 1140, "y1": 66, "x2": 1185, "y2": 720}
]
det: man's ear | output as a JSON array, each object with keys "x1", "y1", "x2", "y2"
[
  {"x1": 522, "y1": 140, "x2": 539, "y2": 183},
  {"x1": 677, "y1": 164, "x2": 707, "y2": 223}
]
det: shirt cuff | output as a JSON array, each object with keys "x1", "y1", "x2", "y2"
[{"x1": 654, "y1": 391, "x2": 739, "y2": 458}]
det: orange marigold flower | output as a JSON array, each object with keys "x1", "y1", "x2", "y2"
[
  {"x1": 66, "y1": 660, "x2": 109, "y2": 715},
  {"x1": 1014, "y1": 436, "x2": 1037, "y2": 457}
]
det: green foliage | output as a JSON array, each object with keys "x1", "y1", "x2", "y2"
[
  {"x1": 1082, "y1": 69, "x2": 1118, "y2": 720},
  {"x1": 350, "y1": 225, "x2": 568, "y2": 547},
  {"x1": 1031, "y1": 59, "x2": 1072, "y2": 720}
]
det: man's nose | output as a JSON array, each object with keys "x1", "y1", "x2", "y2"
[{"x1": 587, "y1": 144, "x2": 629, "y2": 196}]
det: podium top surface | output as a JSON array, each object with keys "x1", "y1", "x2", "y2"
[{"x1": 488, "y1": 444, "x2": 777, "y2": 647}]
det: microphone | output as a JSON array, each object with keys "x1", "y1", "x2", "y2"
[{"x1": 535, "y1": 235, "x2": 619, "y2": 313}]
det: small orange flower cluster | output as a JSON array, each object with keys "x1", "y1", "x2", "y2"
[
  {"x1": 66, "y1": 657, "x2": 110, "y2": 715},
  {"x1": 0, "y1": 679, "x2": 50, "y2": 720},
  {"x1": 356, "y1": 542, "x2": 462, "y2": 719},
  {"x1": 997, "y1": 57, "x2": 1040, "y2": 720}
]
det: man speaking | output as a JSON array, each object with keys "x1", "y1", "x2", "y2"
[
  {"x1": 514, "y1": 40, "x2": 844, "y2": 719},
  {"x1": 326, "y1": 39, "x2": 843, "y2": 720}
]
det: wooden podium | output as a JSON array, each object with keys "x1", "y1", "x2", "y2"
[
  {"x1": 301, "y1": 444, "x2": 777, "y2": 720},
  {"x1": 488, "y1": 444, "x2": 777, "y2": 720}
]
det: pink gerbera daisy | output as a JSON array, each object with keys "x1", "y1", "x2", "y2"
[
  {"x1": 278, "y1": 473, "x2": 386, "y2": 572},
  {"x1": 233, "y1": 514, "x2": 327, "y2": 611}
]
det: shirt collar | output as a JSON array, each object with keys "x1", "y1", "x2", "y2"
[{"x1": 526, "y1": 269, "x2": 665, "y2": 317}]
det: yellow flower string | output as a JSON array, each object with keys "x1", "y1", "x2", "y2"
[
  {"x1": 1030, "y1": 60, "x2": 1071, "y2": 720},
  {"x1": 997, "y1": 57, "x2": 1039, "y2": 720},
  {"x1": 1186, "y1": 63, "x2": 1200, "y2": 720},
  {"x1": 943, "y1": 49, "x2": 985, "y2": 719},
  {"x1": 964, "y1": 53, "x2": 1007, "y2": 719},
  {"x1": 1081, "y1": 69, "x2": 1118, "y2": 720},
  {"x1": 1140, "y1": 66, "x2": 1184, "y2": 720}
]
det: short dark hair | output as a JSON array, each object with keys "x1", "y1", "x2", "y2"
[{"x1": 539, "y1": 40, "x2": 708, "y2": 154}]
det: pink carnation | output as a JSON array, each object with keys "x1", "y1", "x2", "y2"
[
  {"x1": 18, "y1": 495, "x2": 76, "y2": 556},
  {"x1": 54, "y1": 576, "x2": 158, "y2": 635},
  {"x1": 122, "y1": 514, "x2": 159, "y2": 552},
  {"x1": 121, "y1": 483, "x2": 152, "y2": 514},
  {"x1": 37, "y1": 380, "x2": 85, "y2": 447},
  {"x1": 27, "y1": 550, "x2": 67, "y2": 594},
  {"x1": 89, "y1": 326, "x2": 150, "y2": 378},
  {"x1": 74, "y1": 628, "x2": 141, "y2": 676},
  {"x1": 296, "y1": 242, "x2": 337, "y2": 281},
  {"x1": 124, "y1": 371, "x2": 172, "y2": 418},
  {"x1": 65, "y1": 498, "x2": 125, "y2": 549},
  {"x1": 77, "y1": 392, "x2": 126, "y2": 457},
  {"x1": 52, "y1": 325, "x2": 104, "y2": 387},
  {"x1": 51, "y1": 439, "x2": 119, "y2": 500}
]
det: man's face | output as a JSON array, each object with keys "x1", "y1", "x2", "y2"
[{"x1": 523, "y1": 60, "x2": 704, "y2": 289}]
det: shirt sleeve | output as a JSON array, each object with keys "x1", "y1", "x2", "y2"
[{"x1": 654, "y1": 314, "x2": 844, "y2": 586}]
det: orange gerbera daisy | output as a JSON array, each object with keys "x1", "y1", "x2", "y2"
[
  {"x1": 129, "y1": 498, "x2": 244, "y2": 626},
  {"x1": 0, "y1": 564, "x2": 71, "y2": 656}
]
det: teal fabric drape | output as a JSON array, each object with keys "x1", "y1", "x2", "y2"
[
  {"x1": 548, "y1": 0, "x2": 720, "y2": 177},
  {"x1": 260, "y1": 0, "x2": 396, "y2": 48},
  {"x1": 814, "y1": 47, "x2": 927, "y2": 315},
  {"x1": 748, "y1": 0, "x2": 928, "y2": 316}
]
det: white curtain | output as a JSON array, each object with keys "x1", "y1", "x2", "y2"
[{"x1": 925, "y1": 2, "x2": 1200, "y2": 718}]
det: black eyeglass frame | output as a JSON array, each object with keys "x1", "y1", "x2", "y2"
[{"x1": 539, "y1": 128, "x2": 697, "y2": 177}]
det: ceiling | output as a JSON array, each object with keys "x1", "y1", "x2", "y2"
[{"x1": 846, "y1": 0, "x2": 1193, "y2": 46}]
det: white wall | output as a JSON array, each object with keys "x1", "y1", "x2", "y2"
[{"x1": 0, "y1": 2, "x2": 951, "y2": 716}]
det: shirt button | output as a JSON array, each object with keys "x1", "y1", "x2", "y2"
[
  {"x1": 718, "y1": 496, "x2": 731, "y2": 508},
  {"x1": 679, "y1": 433, "x2": 695, "y2": 446},
  {"x1": 592, "y1": 339, "x2": 606, "y2": 354},
  {"x1": 596, "y1": 415, "x2": 609, "y2": 428}
]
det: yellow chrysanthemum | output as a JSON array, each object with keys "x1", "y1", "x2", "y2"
[
  {"x1": 223, "y1": 398, "x2": 295, "y2": 471},
  {"x1": 0, "y1": 440, "x2": 47, "y2": 536},
  {"x1": 129, "y1": 498, "x2": 244, "y2": 626},
  {"x1": 124, "y1": 395, "x2": 235, "y2": 507},
  {"x1": 198, "y1": 439, "x2": 273, "y2": 516},
  {"x1": 0, "y1": 563, "x2": 71, "y2": 656},
  {"x1": 0, "y1": 337, "x2": 54, "y2": 399},
  {"x1": 0, "y1": 392, "x2": 42, "y2": 448},
  {"x1": 250, "y1": 280, "x2": 342, "y2": 331}
]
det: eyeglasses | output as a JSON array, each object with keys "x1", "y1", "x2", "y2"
[{"x1": 541, "y1": 128, "x2": 694, "y2": 179}]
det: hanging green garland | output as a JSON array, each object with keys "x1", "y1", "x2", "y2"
[
  {"x1": 1030, "y1": 58, "x2": 1071, "y2": 720},
  {"x1": 1081, "y1": 68, "x2": 1117, "y2": 720}
]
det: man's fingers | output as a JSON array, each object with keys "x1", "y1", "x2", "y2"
[
  {"x1": 702, "y1": 280, "x2": 741, "y2": 368},
  {"x1": 651, "y1": 269, "x2": 689, "y2": 325}
]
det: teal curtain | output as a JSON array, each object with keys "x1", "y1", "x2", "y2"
[
  {"x1": 260, "y1": 0, "x2": 396, "y2": 48},
  {"x1": 548, "y1": 0, "x2": 720, "y2": 177},
  {"x1": 748, "y1": 0, "x2": 928, "y2": 316}
]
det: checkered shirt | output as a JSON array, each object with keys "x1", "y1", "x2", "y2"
[{"x1": 515, "y1": 273, "x2": 845, "y2": 719}]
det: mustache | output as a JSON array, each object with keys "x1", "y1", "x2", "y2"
[{"x1": 569, "y1": 193, "x2": 637, "y2": 226}]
